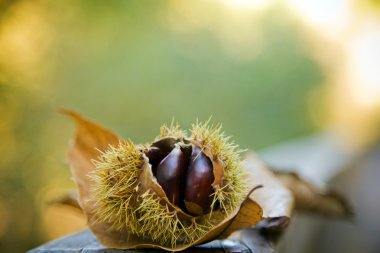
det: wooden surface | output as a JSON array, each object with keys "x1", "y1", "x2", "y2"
[{"x1": 28, "y1": 227, "x2": 278, "y2": 253}]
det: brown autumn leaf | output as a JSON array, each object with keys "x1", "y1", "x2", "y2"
[
  {"x1": 243, "y1": 153, "x2": 294, "y2": 219},
  {"x1": 273, "y1": 171, "x2": 353, "y2": 218},
  {"x1": 63, "y1": 110, "x2": 269, "y2": 251},
  {"x1": 218, "y1": 186, "x2": 264, "y2": 238},
  {"x1": 238, "y1": 153, "x2": 294, "y2": 231},
  {"x1": 62, "y1": 109, "x2": 120, "y2": 212}
]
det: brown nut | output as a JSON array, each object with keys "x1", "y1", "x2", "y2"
[
  {"x1": 145, "y1": 146, "x2": 169, "y2": 174},
  {"x1": 155, "y1": 145, "x2": 188, "y2": 206},
  {"x1": 145, "y1": 137, "x2": 179, "y2": 174},
  {"x1": 184, "y1": 145, "x2": 215, "y2": 215}
]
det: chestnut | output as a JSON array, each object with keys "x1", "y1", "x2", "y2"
[
  {"x1": 184, "y1": 145, "x2": 215, "y2": 215},
  {"x1": 155, "y1": 145, "x2": 188, "y2": 206}
]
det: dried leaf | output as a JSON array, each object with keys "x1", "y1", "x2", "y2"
[
  {"x1": 241, "y1": 152, "x2": 294, "y2": 230},
  {"x1": 274, "y1": 171, "x2": 353, "y2": 218},
  {"x1": 62, "y1": 111, "x2": 151, "y2": 249},
  {"x1": 62, "y1": 109, "x2": 120, "y2": 212},
  {"x1": 219, "y1": 187, "x2": 263, "y2": 238},
  {"x1": 216, "y1": 153, "x2": 294, "y2": 236}
]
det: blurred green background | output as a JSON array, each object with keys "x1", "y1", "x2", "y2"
[{"x1": 1, "y1": 0, "x2": 379, "y2": 252}]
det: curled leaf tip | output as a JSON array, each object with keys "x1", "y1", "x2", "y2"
[{"x1": 273, "y1": 171, "x2": 354, "y2": 218}]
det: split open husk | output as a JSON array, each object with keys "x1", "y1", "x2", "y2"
[{"x1": 64, "y1": 110, "x2": 294, "y2": 251}]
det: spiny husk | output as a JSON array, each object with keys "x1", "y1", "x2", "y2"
[
  {"x1": 190, "y1": 120, "x2": 248, "y2": 214},
  {"x1": 89, "y1": 141, "x2": 143, "y2": 233},
  {"x1": 134, "y1": 190, "x2": 214, "y2": 247},
  {"x1": 64, "y1": 111, "x2": 267, "y2": 251},
  {"x1": 158, "y1": 120, "x2": 186, "y2": 140},
  {"x1": 88, "y1": 121, "x2": 249, "y2": 247}
]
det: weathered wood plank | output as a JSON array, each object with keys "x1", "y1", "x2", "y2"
[{"x1": 28, "y1": 229, "x2": 259, "y2": 253}]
